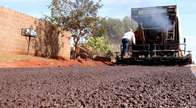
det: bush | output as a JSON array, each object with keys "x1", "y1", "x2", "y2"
[{"x1": 86, "y1": 36, "x2": 112, "y2": 56}]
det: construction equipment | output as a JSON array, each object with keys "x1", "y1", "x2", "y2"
[{"x1": 116, "y1": 5, "x2": 192, "y2": 65}]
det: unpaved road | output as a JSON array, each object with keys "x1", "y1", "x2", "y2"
[{"x1": 0, "y1": 66, "x2": 196, "y2": 108}]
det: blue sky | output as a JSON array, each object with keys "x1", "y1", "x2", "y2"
[{"x1": 0, "y1": 0, "x2": 196, "y2": 61}]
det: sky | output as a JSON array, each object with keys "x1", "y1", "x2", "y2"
[{"x1": 0, "y1": 0, "x2": 196, "y2": 62}]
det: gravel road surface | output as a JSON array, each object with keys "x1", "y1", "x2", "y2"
[{"x1": 0, "y1": 66, "x2": 195, "y2": 108}]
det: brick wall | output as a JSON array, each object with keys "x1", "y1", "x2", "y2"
[{"x1": 0, "y1": 6, "x2": 71, "y2": 59}]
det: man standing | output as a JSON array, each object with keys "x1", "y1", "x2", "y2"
[{"x1": 121, "y1": 28, "x2": 136, "y2": 58}]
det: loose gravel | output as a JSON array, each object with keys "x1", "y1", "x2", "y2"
[{"x1": 0, "y1": 66, "x2": 195, "y2": 108}]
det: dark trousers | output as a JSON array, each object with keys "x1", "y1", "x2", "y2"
[{"x1": 122, "y1": 38, "x2": 129, "y2": 55}]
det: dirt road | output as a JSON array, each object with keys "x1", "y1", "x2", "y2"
[{"x1": 0, "y1": 66, "x2": 196, "y2": 107}]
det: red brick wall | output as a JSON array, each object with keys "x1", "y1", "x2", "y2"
[{"x1": 0, "y1": 7, "x2": 71, "y2": 59}]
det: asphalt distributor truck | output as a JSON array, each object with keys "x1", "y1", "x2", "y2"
[{"x1": 116, "y1": 5, "x2": 192, "y2": 65}]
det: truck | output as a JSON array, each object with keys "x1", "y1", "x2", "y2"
[{"x1": 116, "y1": 5, "x2": 192, "y2": 65}]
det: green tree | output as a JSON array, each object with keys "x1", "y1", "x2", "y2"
[
  {"x1": 91, "y1": 18, "x2": 107, "y2": 37},
  {"x1": 48, "y1": 0, "x2": 102, "y2": 53},
  {"x1": 98, "y1": 16, "x2": 138, "y2": 44}
]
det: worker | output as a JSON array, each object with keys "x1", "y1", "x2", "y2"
[{"x1": 121, "y1": 28, "x2": 136, "y2": 58}]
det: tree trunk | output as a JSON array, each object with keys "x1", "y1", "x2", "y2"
[{"x1": 73, "y1": 36, "x2": 80, "y2": 59}]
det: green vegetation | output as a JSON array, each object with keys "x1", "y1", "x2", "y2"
[
  {"x1": 47, "y1": 0, "x2": 138, "y2": 58},
  {"x1": 48, "y1": 0, "x2": 102, "y2": 48},
  {"x1": 47, "y1": 0, "x2": 102, "y2": 58},
  {"x1": 89, "y1": 17, "x2": 138, "y2": 53},
  {"x1": 98, "y1": 17, "x2": 138, "y2": 44},
  {"x1": 86, "y1": 36, "x2": 111, "y2": 54}
]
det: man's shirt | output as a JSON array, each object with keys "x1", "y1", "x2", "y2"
[{"x1": 122, "y1": 31, "x2": 136, "y2": 44}]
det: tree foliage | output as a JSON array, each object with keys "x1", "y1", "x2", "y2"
[
  {"x1": 98, "y1": 17, "x2": 138, "y2": 44},
  {"x1": 49, "y1": 0, "x2": 102, "y2": 47},
  {"x1": 86, "y1": 36, "x2": 111, "y2": 54}
]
